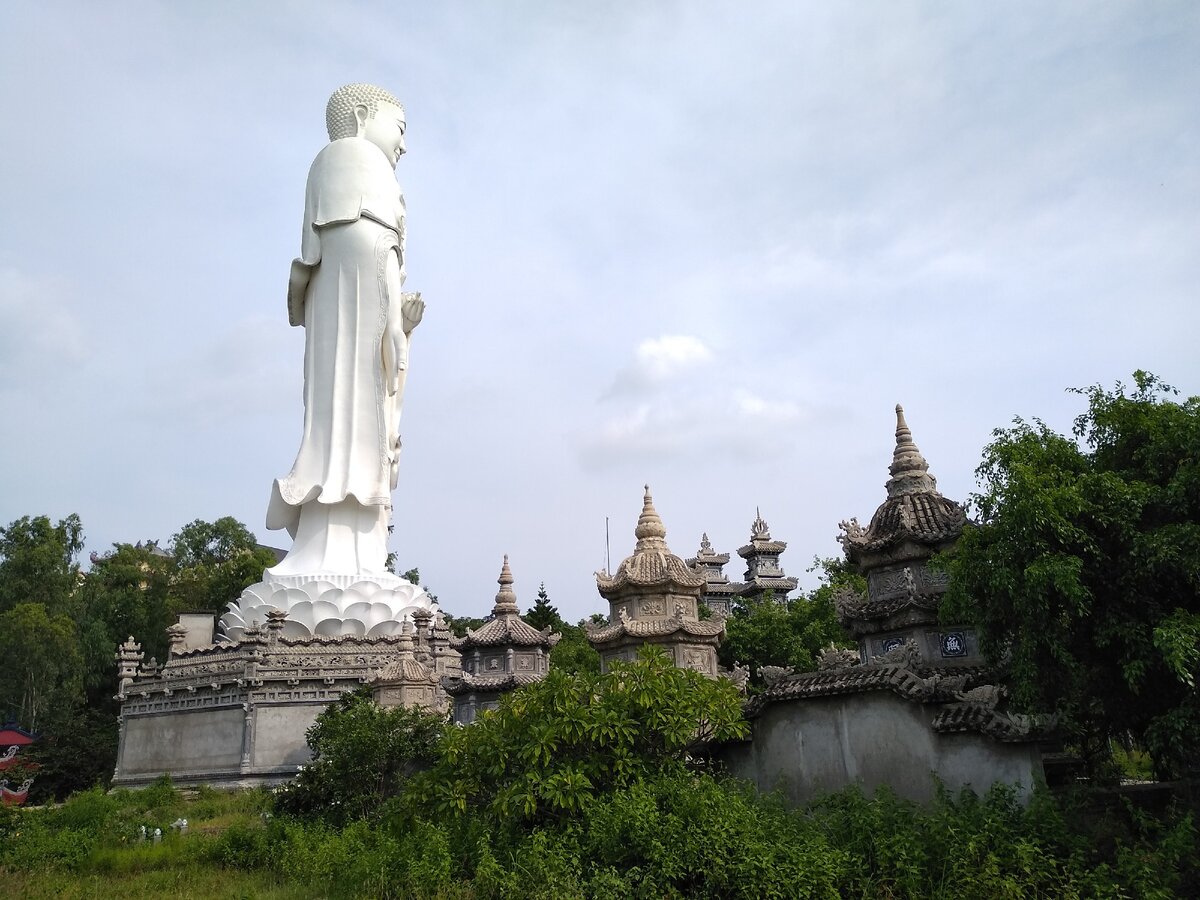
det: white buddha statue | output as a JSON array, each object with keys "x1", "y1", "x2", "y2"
[
  {"x1": 267, "y1": 83, "x2": 422, "y2": 577},
  {"x1": 220, "y1": 85, "x2": 433, "y2": 640}
]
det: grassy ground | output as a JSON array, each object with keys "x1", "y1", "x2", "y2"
[
  {"x1": 1, "y1": 867, "x2": 315, "y2": 900},
  {"x1": 0, "y1": 784, "x2": 326, "y2": 900}
]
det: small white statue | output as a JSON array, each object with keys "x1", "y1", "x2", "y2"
[{"x1": 267, "y1": 83, "x2": 424, "y2": 577}]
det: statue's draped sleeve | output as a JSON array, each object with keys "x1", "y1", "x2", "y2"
[{"x1": 287, "y1": 138, "x2": 406, "y2": 327}]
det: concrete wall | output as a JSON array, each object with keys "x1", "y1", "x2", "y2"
[
  {"x1": 177, "y1": 613, "x2": 216, "y2": 650},
  {"x1": 252, "y1": 703, "x2": 324, "y2": 771},
  {"x1": 116, "y1": 701, "x2": 331, "y2": 788},
  {"x1": 119, "y1": 706, "x2": 245, "y2": 778},
  {"x1": 720, "y1": 692, "x2": 1043, "y2": 806}
]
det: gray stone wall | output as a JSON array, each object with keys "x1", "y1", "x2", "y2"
[
  {"x1": 119, "y1": 707, "x2": 245, "y2": 778},
  {"x1": 719, "y1": 691, "x2": 1043, "y2": 806}
]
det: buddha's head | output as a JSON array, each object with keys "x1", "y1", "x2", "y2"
[{"x1": 325, "y1": 83, "x2": 406, "y2": 166}]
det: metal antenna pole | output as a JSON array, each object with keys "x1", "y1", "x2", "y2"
[{"x1": 605, "y1": 516, "x2": 611, "y2": 575}]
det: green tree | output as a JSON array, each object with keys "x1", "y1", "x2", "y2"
[
  {"x1": 443, "y1": 613, "x2": 487, "y2": 638},
  {"x1": 78, "y1": 542, "x2": 175, "y2": 674},
  {"x1": 549, "y1": 621, "x2": 601, "y2": 675},
  {"x1": 942, "y1": 372, "x2": 1200, "y2": 778},
  {"x1": 274, "y1": 688, "x2": 446, "y2": 825},
  {"x1": 399, "y1": 566, "x2": 438, "y2": 603},
  {"x1": 169, "y1": 517, "x2": 277, "y2": 613},
  {"x1": 420, "y1": 648, "x2": 748, "y2": 823},
  {"x1": 0, "y1": 603, "x2": 83, "y2": 732},
  {"x1": 523, "y1": 582, "x2": 561, "y2": 631},
  {"x1": 718, "y1": 558, "x2": 855, "y2": 680},
  {"x1": 0, "y1": 514, "x2": 84, "y2": 616}
]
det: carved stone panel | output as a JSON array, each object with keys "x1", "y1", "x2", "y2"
[{"x1": 640, "y1": 598, "x2": 664, "y2": 616}]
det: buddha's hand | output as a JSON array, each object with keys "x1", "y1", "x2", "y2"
[
  {"x1": 401, "y1": 291, "x2": 424, "y2": 335},
  {"x1": 383, "y1": 296, "x2": 410, "y2": 396}
]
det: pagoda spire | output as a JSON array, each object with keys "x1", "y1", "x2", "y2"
[
  {"x1": 750, "y1": 507, "x2": 771, "y2": 540},
  {"x1": 634, "y1": 484, "x2": 668, "y2": 550},
  {"x1": 886, "y1": 404, "x2": 938, "y2": 498},
  {"x1": 492, "y1": 554, "x2": 519, "y2": 616}
]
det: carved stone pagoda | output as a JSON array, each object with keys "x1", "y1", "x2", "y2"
[
  {"x1": 719, "y1": 407, "x2": 1053, "y2": 806},
  {"x1": 443, "y1": 556, "x2": 560, "y2": 725},
  {"x1": 371, "y1": 624, "x2": 442, "y2": 712},
  {"x1": 734, "y1": 510, "x2": 798, "y2": 602},
  {"x1": 588, "y1": 487, "x2": 725, "y2": 676},
  {"x1": 837, "y1": 405, "x2": 975, "y2": 665},
  {"x1": 687, "y1": 533, "x2": 739, "y2": 616}
]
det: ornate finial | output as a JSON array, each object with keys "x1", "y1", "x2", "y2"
[
  {"x1": 166, "y1": 623, "x2": 188, "y2": 656},
  {"x1": 886, "y1": 404, "x2": 937, "y2": 498},
  {"x1": 493, "y1": 554, "x2": 519, "y2": 615},
  {"x1": 396, "y1": 626, "x2": 415, "y2": 658},
  {"x1": 698, "y1": 532, "x2": 713, "y2": 554},
  {"x1": 750, "y1": 508, "x2": 771, "y2": 540},
  {"x1": 635, "y1": 485, "x2": 668, "y2": 548}
]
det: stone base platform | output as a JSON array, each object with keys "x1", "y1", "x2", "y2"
[{"x1": 113, "y1": 616, "x2": 459, "y2": 790}]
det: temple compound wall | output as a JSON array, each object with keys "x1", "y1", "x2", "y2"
[
  {"x1": 718, "y1": 664, "x2": 1045, "y2": 806},
  {"x1": 113, "y1": 608, "x2": 461, "y2": 789}
]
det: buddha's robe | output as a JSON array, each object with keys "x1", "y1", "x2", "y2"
[{"x1": 266, "y1": 137, "x2": 408, "y2": 575}]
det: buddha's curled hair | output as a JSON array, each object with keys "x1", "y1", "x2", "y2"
[{"x1": 325, "y1": 83, "x2": 404, "y2": 141}]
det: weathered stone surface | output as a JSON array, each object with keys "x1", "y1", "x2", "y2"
[
  {"x1": 836, "y1": 406, "x2": 978, "y2": 666},
  {"x1": 588, "y1": 487, "x2": 726, "y2": 678},
  {"x1": 444, "y1": 557, "x2": 558, "y2": 724},
  {"x1": 720, "y1": 689, "x2": 1045, "y2": 807},
  {"x1": 113, "y1": 609, "x2": 459, "y2": 788}
]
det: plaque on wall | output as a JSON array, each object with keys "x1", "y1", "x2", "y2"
[
  {"x1": 881, "y1": 636, "x2": 904, "y2": 654},
  {"x1": 940, "y1": 632, "x2": 967, "y2": 657}
]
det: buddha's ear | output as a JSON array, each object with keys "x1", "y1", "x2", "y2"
[{"x1": 353, "y1": 104, "x2": 371, "y2": 136}]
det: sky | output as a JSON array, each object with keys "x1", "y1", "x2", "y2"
[{"x1": 2, "y1": 2, "x2": 1198, "y2": 624}]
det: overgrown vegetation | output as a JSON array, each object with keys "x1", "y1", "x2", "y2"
[
  {"x1": 3, "y1": 706, "x2": 1197, "y2": 898},
  {"x1": 942, "y1": 372, "x2": 1200, "y2": 780},
  {"x1": 0, "y1": 514, "x2": 280, "y2": 800},
  {"x1": 717, "y1": 557, "x2": 857, "y2": 684}
]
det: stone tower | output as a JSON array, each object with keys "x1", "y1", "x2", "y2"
[
  {"x1": 837, "y1": 405, "x2": 975, "y2": 665},
  {"x1": 371, "y1": 624, "x2": 442, "y2": 711},
  {"x1": 686, "y1": 533, "x2": 738, "y2": 616},
  {"x1": 588, "y1": 487, "x2": 725, "y2": 676},
  {"x1": 444, "y1": 556, "x2": 560, "y2": 724},
  {"x1": 734, "y1": 510, "x2": 799, "y2": 603}
]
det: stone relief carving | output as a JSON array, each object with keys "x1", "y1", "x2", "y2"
[
  {"x1": 817, "y1": 644, "x2": 862, "y2": 670},
  {"x1": 760, "y1": 665, "x2": 794, "y2": 686},
  {"x1": 872, "y1": 637, "x2": 922, "y2": 668}
]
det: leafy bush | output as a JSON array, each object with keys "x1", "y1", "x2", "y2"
[
  {"x1": 50, "y1": 784, "x2": 119, "y2": 833},
  {"x1": 418, "y1": 648, "x2": 749, "y2": 824},
  {"x1": 209, "y1": 819, "x2": 273, "y2": 869},
  {"x1": 274, "y1": 688, "x2": 446, "y2": 825}
]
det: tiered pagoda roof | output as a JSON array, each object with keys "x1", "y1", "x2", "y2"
[
  {"x1": 588, "y1": 487, "x2": 724, "y2": 654},
  {"x1": 444, "y1": 556, "x2": 559, "y2": 702},
  {"x1": 738, "y1": 510, "x2": 787, "y2": 557},
  {"x1": 453, "y1": 556, "x2": 561, "y2": 651},
  {"x1": 687, "y1": 533, "x2": 739, "y2": 602},
  {"x1": 587, "y1": 609, "x2": 725, "y2": 643},
  {"x1": 839, "y1": 405, "x2": 966, "y2": 563},
  {"x1": 372, "y1": 627, "x2": 439, "y2": 687},
  {"x1": 734, "y1": 509, "x2": 798, "y2": 599},
  {"x1": 596, "y1": 487, "x2": 706, "y2": 597}
]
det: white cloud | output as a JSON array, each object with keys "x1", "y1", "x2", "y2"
[
  {"x1": 635, "y1": 335, "x2": 712, "y2": 379},
  {"x1": 734, "y1": 390, "x2": 801, "y2": 424},
  {"x1": 604, "y1": 334, "x2": 713, "y2": 397}
]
